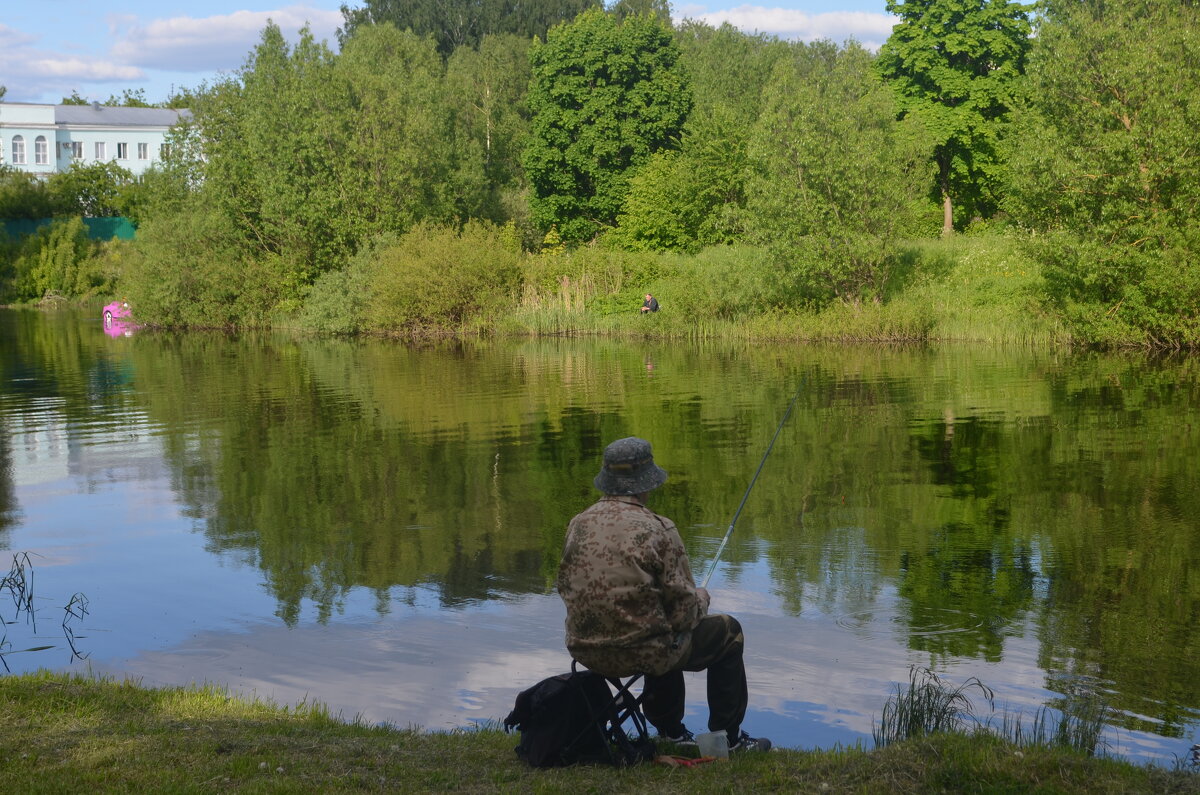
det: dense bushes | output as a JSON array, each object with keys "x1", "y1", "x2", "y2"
[
  {"x1": 119, "y1": 205, "x2": 267, "y2": 328},
  {"x1": 0, "y1": 168, "x2": 59, "y2": 220},
  {"x1": 745, "y1": 44, "x2": 935, "y2": 308},
  {"x1": 300, "y1": 222, "x2": 523, "y2": 334},
  {"x1": 366, "y1": 222, "x2": 522, "y2": 332},
  {"x1": 0, "y1": 164, "x2": 140, "y2": 305},
  {"x1": 0, "y1": 218, "x2": 115, "y2": 303}
]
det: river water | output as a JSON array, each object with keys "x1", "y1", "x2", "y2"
[{"x1": 2, "y1": 307, "x2": 1198, "y2": 764}]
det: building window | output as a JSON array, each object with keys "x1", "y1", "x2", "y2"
[
  {"x1": 12, "y1": 135, "x2": 25, "y2": 164},
  {"x1": 71, "y1": 141, "x2": 83, "y2": 159},
  {"x1": 35, "y1": 136, "x2": 49, "y2": 165},
  {"x1": 117, "y1": 142, "x2": 128, "y2": 160},
  {"x1": 138, "y1": 142, "x2": 148, "y2": 159},
  {"x1": 95, "y1": 141, "x2": 107, "y2": 160},
  {"x1": 160, "y1": 143, "x2": 171, "y2": 159}
]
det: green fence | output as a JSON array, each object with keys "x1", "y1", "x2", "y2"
[{"x1": 2, "y1": 216, "x2": 137, "y2": 241}]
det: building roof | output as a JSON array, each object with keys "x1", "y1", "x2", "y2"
[{"x1": 53, "y1": 105, "x2": 191, "y2": 127}]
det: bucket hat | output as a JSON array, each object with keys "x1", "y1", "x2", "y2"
[{"x1": 594, "y1": 437, "x2": 668, "y2": 495}]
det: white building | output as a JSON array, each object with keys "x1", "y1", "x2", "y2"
[{"x1": 0, "y1": 102, "x2": 191, "y2": 178}]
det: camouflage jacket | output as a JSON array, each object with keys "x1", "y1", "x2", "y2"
[{"x1": 556, "y1": 495, "x2": 709, "y2": 677}]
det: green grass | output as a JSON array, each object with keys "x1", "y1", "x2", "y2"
[
  {"x1": 2, "y1": 671, "x2": 1197, "y2": 793},
  {"x1": 891, "y1": 234, "x2": 1071, "y2": 345},
  {"x1": 498, "y1": 234, "x2": 1072, "y2": 346}
]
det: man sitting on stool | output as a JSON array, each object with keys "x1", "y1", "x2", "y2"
[
  {"x1": 641, "y1": 293, "x2": 659, "y2": 313},
  {"x1": 556, "y1": 436, "x2": 772, "y2": 753}
]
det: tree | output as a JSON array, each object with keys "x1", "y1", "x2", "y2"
[
  {"x1": 150, "y1": 21, "x2": 484, "y2": 319},
  {"x1": 339, "y1": 0, "x2": 600, "y2": 57},
  {"x1": 446, "y1": 33, "x2": 533, "y2": 219},
  {"x1": 104, "y1": 88, "x2": 153, "y2": 107},
  {"x1": 524, "y1": 8, "x2": 691, "y2": 243},
  {"x1": 118, "y1": 115, "x2": 206, "y2": 227},
  {"x1": 0, "y1": 167, "x2": 61, "y2": 219},
  {"x1": 47, "y1": 161, "x2": 135, "y2": 217},
  {"x1": 746, "y1": 45, "x2": 933, "y2": 306},
  {"x1": 60, "y1": 90, "x2": 89, "y2": 105},
  {"x1": 335, "y1": 22, "x2": 484, "y2": 231},
  {"x1": 1004, "y1": 0, "x2": 1200, "y2": 347},
  {"x1": 608, "y1": 22, "x2": 793, "y2": 251},
  {"x1": 877, "y1": 0, "x2": 1031, "y2": 234},
  {"x1": 609, "y1": 0, "x2": 672, "y2": 24}
]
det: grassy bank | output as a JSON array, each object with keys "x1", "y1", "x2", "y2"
[
  {"x1": 446, "y1": 233, "x2": 1070, "y2": 346},
  {"x1": 1, "y1": 227, "x2": 1089, "y2": 347},
  {"x1": 2, "y1": 671, "x2": 1197, "y2": 793}
]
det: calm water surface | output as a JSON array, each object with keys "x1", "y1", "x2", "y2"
[{"x1": 2, "y1": 307, "x2": 1198, "y2": 764}]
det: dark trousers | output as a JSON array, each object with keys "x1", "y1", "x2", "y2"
[{"x1": 642, "y1": 613, "x2": 747, "y2": 741}]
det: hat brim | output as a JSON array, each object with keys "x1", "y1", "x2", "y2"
[{"x1": 594, "y1": 463, "x2": 668, "y2": 496}]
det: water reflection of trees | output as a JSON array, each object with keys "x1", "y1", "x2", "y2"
[
  {"x1": 1031, "y1": 357, "x2": 1200, "y2": 737},
  {"x1": 0, "y1": 308, "x2": 123, "y2": 541},
  {"x1": 34, "y1": 323, "x2": 1195, "y2": 740},
  {"x1": 0, "y1": 430, "x2": 15, "y2": 538}
]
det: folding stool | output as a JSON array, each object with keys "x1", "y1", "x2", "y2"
[{"x1": 571, "y1": 659, "x2": 655, "y2": 764}]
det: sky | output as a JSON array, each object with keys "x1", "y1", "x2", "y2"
[{"x1": 0, "y1": 1, "x2": 896, "y2": 105}]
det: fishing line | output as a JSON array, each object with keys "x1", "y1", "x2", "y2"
[{"x1": 701, "y1": 377, "x2": 805, "y2": 589}]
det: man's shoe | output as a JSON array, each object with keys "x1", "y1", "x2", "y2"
[
  {"x1": 660, "y1": 727, "x2": 698, "y2": 748},
  {"x1": 728, "y1": 731, "x2": 772, "y2": 752}
]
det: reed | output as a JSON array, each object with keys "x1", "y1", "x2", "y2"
[
  {"x1": 872, "y1": 666, "x2": 995, "y2": 748},
  {"x1": 0, "y1": 552, "x2": 89, "y2": 671},
  {"x1": 874, "y1": 665, "x2": 1112, "y2": 760},
  {"x1": 994, "y1": 696, "x2": 1109, "y2": 756}
]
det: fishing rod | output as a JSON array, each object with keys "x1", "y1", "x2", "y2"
[{"x1": 701, "y1": 378, "x2": 804, "y2": 589}]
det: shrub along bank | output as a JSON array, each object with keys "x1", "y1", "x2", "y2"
[
  {"x1": 0, "y1": 220, "x2": 1079, "y2": 348},
  {"x1": 2, "y1": 671, "x2": 1197, "y2": 793},
  {"x1": 281, "y1": 227, "x2": 1066, "y2": 347}
]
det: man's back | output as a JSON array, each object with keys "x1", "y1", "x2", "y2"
[{"x1": 557, "y1": 495, "x2": 706, "y2": 677}]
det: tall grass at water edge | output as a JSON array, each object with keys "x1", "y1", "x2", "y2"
[
  {"x1": 504, "y1": 234, "x2": 1068, "y2": 345},
  {"x1": 874, "y1": 667, "x2": 1110, "y2": 759},
  {"x1": 66, "y1": 223, "x2": 1078, "y2": 346}
]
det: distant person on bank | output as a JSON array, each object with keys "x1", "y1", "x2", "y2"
[
  {"x1": 641, "y1": 294, "x2": 659, "y2": 313},
  {"x1": 556, "y1": 436, "x2": 772, "y2": 753}
]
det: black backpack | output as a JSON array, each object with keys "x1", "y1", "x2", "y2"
[{"x1": 503, "y1": 669, "x2": 656, "y2": 768}]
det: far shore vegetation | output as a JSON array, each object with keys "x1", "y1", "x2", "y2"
[
  {"x1": 3, "y1": 669, "x2": 1199, "y2": 793},
  {"x1": 2, "y1": 0, "x2": 1198, "y2": 350}
]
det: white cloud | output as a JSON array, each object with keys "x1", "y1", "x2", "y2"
[
  {"x1": 30, "y1": 57, "x2": 144, "y2": 81},
  {"x1": 687, "y1": 4, "x2": 897, "y2": 49},
  {"x1": 110, "y1": 5, "x2": 344, "y2": 72},
  {"x1": 0, "y1": 22, "x2": 37, "y2": 48},
  {"x1": 0, "y1": 23, "x2": 146, "y2": 102}
]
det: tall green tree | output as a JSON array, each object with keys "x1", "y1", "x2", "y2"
[
  {"x1": 339, "y1": 0, "x2": 600, "y2": 56},
  {"x1": 1005, "y1": 0, "x2": 1200, "y2": 347},
  {"x1": 877, "y1": 0, "x2": 1031, "y2": 234},
  {"x1": 446, "y1": 34, "x2": 533, "y2": 221},
  {"x1": 524, "y1": 8, "x2": 691, "y2": 243},
  {"x1": 746, "y1": 44, "x2": 933, "y2": 306},
  {"x1": 609, "y1": 0, "x2": 672, "y2": 24},
  {"x1": 334, "y1": 23, "x2": 484, "y2": 235},
  {"x1": 130, "y1": 22, "x2": 487, "y2": 325},
  {"x1": 608, "y1": 22, "x2": 792, "y2": 251}
]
